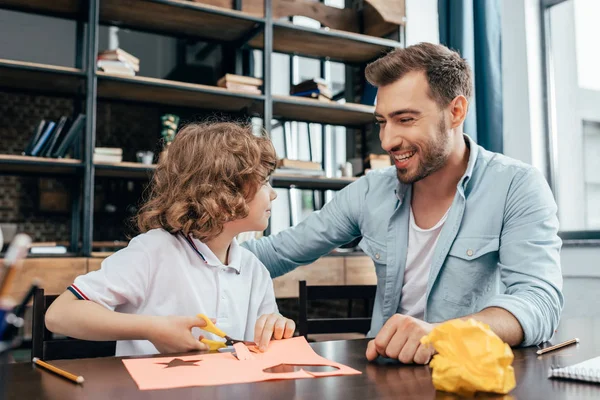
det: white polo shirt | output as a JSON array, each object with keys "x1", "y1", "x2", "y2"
[{"x1": 69, "y1": 229, "x2": 278, "y2": 356}]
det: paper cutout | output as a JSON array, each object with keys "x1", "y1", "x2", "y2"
[
  {"x1": 232, "y1": 342, "x2": 254, "y2": 360},
  {"x1": 123, "y1": 336, "x2": 361, "y2": 390},
  {"x1": 156, "y1": 358, "x2": 202, "y2": 368},
  {"x1": 421, "y1": 318, "x2": 516, "y2": 397}
]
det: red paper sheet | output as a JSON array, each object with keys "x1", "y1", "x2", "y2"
[{"x1": 122, "y1": 336, "x2": 361, "y2": 390}]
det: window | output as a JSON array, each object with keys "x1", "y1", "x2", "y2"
[{"x1": 543, "y1": 0, "x2": 600, "y2": 234}]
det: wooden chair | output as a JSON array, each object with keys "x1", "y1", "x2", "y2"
[
  {"x1": 298, "y1": 280, "x2": 376, "y2": 339},
  {"x1": 31, "y1": 288, "x2": 116, "y2": 361}
]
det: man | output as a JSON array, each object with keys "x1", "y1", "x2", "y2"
[{"x1": 243, "y1": 42, "x2": 563, "y2": 364}]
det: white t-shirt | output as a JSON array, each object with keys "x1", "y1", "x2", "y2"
[
  {"x1": 398, "y1": 207, "x2": 449, "y2": 320},
  {"x1": 69, "y1": 229, "x2": 278, "y2": 356}
]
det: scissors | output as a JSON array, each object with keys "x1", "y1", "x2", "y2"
[{"x1": 197, "y1": 314, "x2": 254, "y2": 351}]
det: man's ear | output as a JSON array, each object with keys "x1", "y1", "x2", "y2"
[{"x1": 448, "y1": 95, "x2": 468, "y2": 129}]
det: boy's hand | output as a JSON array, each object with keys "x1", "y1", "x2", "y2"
[
  {"x1": 254, "y1": 313, "x2": 295, "y2": 352},
  {"x1": 148, "y1": 315, "x2": 210, "y2": 354}
]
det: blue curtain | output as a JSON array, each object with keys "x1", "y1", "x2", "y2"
[{"x1": 438, "y1": 0, "x2": 503, "y2": 153}]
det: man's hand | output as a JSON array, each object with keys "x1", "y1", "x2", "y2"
[
  {"x1": 147, "y1": 315, "x2": 210, "y2": 354},
  {"x1": 366, "y1": 314, "x2": 435, "y2": 364},
  {"x1": 254, "y1": 313, "x2": 296, "y2": 352}
]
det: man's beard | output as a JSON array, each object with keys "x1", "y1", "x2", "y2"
[{"x1": 396, "y1": 115, "x2": 451, "y2": 184}]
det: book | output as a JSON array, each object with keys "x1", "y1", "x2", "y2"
[
  {"x1": 93, "y1": 153, "x2": 123, "y2": 163},
  {"x1": 95, "y1": 147, "x2": 123, "y2": 156},
  {"x1": 218, "y1": 82, "x2": 261, "y2": 94},
  {"x1": 97, "y1": 58, "x2": 139, "y2": 73},
  {"x1": 274, "y1": 167, "x2": 325, "y2": 176},
  {"x1": 23, "y1": 120, "x2": 47, "y2": 156},
  {"x1": 277, "y1": 158, "x2": 323, "y2": 171},
  {"x1": 365, "y1": 154, "x2": 391, "y2": 169},
  {"x1": 30, "y1": 121, "x2": 56, "y2": 157},
  {"x1": 217, "y1": 73, "x2": 263, "y2": 88},
  {"x1": 52, "y1": 114, "x2": 85, "y2": 158},
  {"x1": 98, "y1": 48, "x2": 140, "y2": 66},
  {"x1": 291, "y1": 78, "x2": 332, "y2": 98},
  {"x1": 291, "y1": 89, "x2": 332, "y2": 102},
  {"x1": 548, "y1": 356, "x2": 600, "y2": 383},
  {"x1": 30, "y1": 245, "x2": 68, "y2": 255},
  {"x1": 42, "y1": 116, "x2": 70, "y2": 157},
  {"x1": 97, "y1": 61, "x2": 136, "y2": 77}
]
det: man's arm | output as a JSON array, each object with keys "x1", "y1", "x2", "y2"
[
  {"x1": 464, "y1": 307, "x2": 523, "y2": 346},
  {"x1": 481, "y1": 167, "x2": 563, "y2": 347},
  {"x1": 242, "y1": 177, "x2": 366, "y2": 278}
]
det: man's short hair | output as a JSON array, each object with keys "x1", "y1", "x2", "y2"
[{"x1": 365, "y1": 42, "x2": 473, "y2": 108}]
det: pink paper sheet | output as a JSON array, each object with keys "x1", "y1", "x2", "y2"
[{"x1": 122, "y1": 336, "x2": 361, "y2": 390}]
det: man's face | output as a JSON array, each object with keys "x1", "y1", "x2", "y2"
[{"x1": 374, "y1": 71, "x2": 452, "y2": 184}]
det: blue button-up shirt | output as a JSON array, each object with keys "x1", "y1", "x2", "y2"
[{"x1": 243, "y1": 135, "x2": 563, "y2": 347}]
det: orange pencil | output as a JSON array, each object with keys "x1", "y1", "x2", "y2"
[{"x1": 32, "y1": 357, "x2": 85, "y2": 384}]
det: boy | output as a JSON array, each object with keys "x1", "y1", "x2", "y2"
[{"x1": 46, "y1": 122, "x2": 295, "y2": 356}]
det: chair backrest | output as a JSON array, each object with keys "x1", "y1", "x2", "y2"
[
  {"x1": 31, "y1": 288, "x2": 116, "y2": 361},
  {"x1": 298, "y1": 280, "x2": 376, "y2": 337}
]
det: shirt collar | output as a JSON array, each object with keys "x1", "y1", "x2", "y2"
[
  {"x1": 189, "y1": 236, "x2": 242, "y2": 273},
  {"x1": 460, "y1": 133, "x2": 479, "y2": 189},
  {"x1": 394, "y1": 133, "x2": 478, "y2": 200}
]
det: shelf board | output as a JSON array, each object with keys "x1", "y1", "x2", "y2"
[
  {"x1": 0, "y1": 154, "x2": 83, "y2": 176},
  {"x1": 273, "y1": 95, "x2": 374, "y2": 126},
  {"x1": 271, "y1": 173, "x2": 356, "y2": 190},
  {"x1": 93, "y1": 162, "x2": 354, "y2": 190},
  {"x1": 0, "y1": 59, "x2": 84, "y2": 95},
  {"x1": 250, "y1": 21, "x2": 401, "y2": 63},
  {"x1": 0, "y1": 0, "x2": 82, "y2": 19},
  {"x1": 100, "y1": 0, "x2": 263, "y2": 41},
  {"x1": 97, "y1": 72, "x2": 264, "y2": 112},
  {"x1": 94, "y1": 161, "x2": 156, "y2": 179}
]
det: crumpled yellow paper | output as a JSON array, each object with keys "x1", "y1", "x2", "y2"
[{"x1": 420, "y1": 318, "x2": 516, "y2": 397}]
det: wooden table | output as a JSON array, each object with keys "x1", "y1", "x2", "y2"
[{"x1": 5, "y1": 318, "x2": 600, "y2": 399}]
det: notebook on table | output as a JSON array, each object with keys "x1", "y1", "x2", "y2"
[{"x1": 548, "y1": 356, "x2": 600, "y2": 383}]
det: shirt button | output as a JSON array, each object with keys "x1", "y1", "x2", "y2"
[
  {"x1": 466, "y1": 249, "x2": 474, "y2": 257},
  {"x1": 375, "y1": 253, "x2": 380, "y2": 260}
]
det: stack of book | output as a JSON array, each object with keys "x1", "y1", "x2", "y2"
[
  {"x1": 290, "y1": 78, "x2": 332, "y2": 102},
  {"x1": 217, "y1": 74, "x2": 262, "y2": 94},
  {"x1": 275, "y1": 158, "x2": 324, "y2": 176},
  {"x1": 22, "y1": 114, "x2": 86, "y2": 158},
  {"x1": 97, "y1": 48, "x2": 140, "y2": 77},
  {"x1": 93, "y1": 147, "x2": 123, "y2": 163}
]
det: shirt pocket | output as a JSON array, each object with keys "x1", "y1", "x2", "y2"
[
  {"x1": 441, "y1": 235, "x2": 499, "y2": 307},
  {"x1": 359, "y1": 237, "x2": 387, "y2": 279}
]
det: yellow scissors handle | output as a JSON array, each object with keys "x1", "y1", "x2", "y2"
[
  {"x1": 197, "y1": 313, "x2": 228, "y2": 351},
  {"x1": 197, "y1": 313, "x2": 226, "y2": 338},
  {"x1": 201, "y1": 338, "x2": 227, "y2": 351}
]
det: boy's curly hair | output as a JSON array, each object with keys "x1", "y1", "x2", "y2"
[{"x1": 137, "y1": 122, "x2": 277, "y2": 241}]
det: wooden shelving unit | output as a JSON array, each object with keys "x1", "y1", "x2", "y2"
[
  {"x1": 100, "y1": 0, "x2": 263, "y2": 41},
  {"x1": 0, "y1": 0, "x2": 82, "y2": 19},
  {"x1": 0, "y1": 0, "x2": 404, "y2": 255},
  {"x1": 93, "y1": 162, "x2": 355, "y2": 191},
  {"x1": 250, "y1": 21, "x2": 402, "y2": 63},
  {"x1": 96, "y1": 72, "x2": 264, "y2": 112},
  {"x1": 0, "y1": 59, "x2": 85, "y2": 96},
  {"x1": 0, "y1": 155, "x2": 83, "y2": 176},
  {"x1": 273, "y1": 95, "x2": 374, "y2": 126}
]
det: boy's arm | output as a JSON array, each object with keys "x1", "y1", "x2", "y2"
[
  {"x1": 46, "y1": 291, "x2": 209, "y2": 353},
  {"x1": 45, "y1": 235, "x2": 210, "y2": 354}
]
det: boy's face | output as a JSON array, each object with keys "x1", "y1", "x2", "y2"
[{"x1": 241, "y1": 180, "x2": 277, "y2": 232}]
